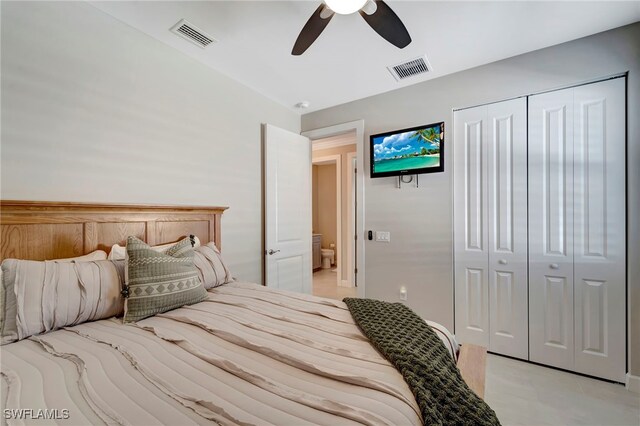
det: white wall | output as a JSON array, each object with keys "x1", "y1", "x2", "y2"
[
  {"x1": 0, "y1": 1, "x2": 300, "y2": 284},
  {"x1": 302, "y1": 22, "x2": 640, "y2": 377}
]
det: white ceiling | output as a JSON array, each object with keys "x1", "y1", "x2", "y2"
[{"x1": 90, "y1": 1, "x2": 640, "y2": 114}]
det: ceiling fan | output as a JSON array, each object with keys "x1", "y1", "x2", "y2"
[{"x1": 292, "y1": 0, "x2": 411, "y2": 55}]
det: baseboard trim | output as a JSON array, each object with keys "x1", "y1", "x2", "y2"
[{"x1": 626, "y1": 373, "x2": 640, "y2": 393}]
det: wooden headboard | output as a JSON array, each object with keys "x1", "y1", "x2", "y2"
[{"x1": 0, "y1": 201, "x2": 228, "y2": 261}]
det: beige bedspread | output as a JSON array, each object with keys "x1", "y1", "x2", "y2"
[{"x1": 0, "y1": 282, "x2": 456, "y2": 425}]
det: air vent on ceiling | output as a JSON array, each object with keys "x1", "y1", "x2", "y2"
[
  {"x1": 387, "y1": 56, "x2": 431, "y2": 81},
  {"x1": 170, "y1": 19, "x2": 216, "y2": 48}
]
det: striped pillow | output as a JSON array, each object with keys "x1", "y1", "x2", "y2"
[
  {"x1": 1, "y1": 258, "x2": 123, "y2": 344},
  {"x1": 194, "y1": 243, "x2": 232, "y2": 289},
  {"x1": 123, "y1": 236, "x2": 207, "y2": 323}
]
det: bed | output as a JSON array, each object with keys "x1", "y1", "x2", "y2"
[{"x1": 0, "y1": 201, "x2": 488, "y2": 425}]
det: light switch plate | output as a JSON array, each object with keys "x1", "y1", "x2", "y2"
[{"x1": 375, "y1": 231, "x2": 390, "y2": 242}]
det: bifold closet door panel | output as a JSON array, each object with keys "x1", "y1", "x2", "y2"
[
  {"x1": 487, "y1": 98, "x2": 528, "y2": 359},
  {"x1": 454, "y1": 106, "x2": 490, "y2": 346},
  {"x1": 573, "y1": 78, "x2": 626, "y2": 382},
  {"x1": 528, "y1": 88, "x2": 575, "y2": 370}
]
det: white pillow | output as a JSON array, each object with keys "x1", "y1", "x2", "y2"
[
  {"x1": 107, "y1": 236, "x2": 201, "y2": 260},
  {"x1": 50, "y1": 250, "x2": 108, "y2": 262}
]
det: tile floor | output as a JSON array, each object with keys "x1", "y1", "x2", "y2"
[
  {"x1": 312, "y1": 268, "x2": 356, "y2": 300},
  {"x1": 485, "y1": 354, "x2": 640, "y2": 425}
]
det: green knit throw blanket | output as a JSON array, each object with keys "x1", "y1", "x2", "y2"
[{"x1": 343, "y1": 298, "x2": 500, "y2": 426}]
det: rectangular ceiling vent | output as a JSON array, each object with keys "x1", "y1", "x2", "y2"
[
  {"x1": 170, "y1": 19, "x2": 216, "y2": 48},
  {"x1": 388, "y1": 56, "x2": 431, "y2": 81}
]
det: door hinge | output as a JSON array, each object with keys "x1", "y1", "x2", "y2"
[
  {"x1": 354, "y1": 168, "x2": 357, "y2": 173},
  {"x1": 354, "y1": 268, "x2": 358, "y2": 274},
  {"x1": 354, "y1": 235, "x2": 357, "y2": 240}
]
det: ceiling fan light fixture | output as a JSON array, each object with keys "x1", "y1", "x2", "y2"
[
  {"x1": 292, "y1": 0, "x2": 411, "y2": 55},
  {"x1": 324, "y1": 0, "x2": 367, "y2": 15}
]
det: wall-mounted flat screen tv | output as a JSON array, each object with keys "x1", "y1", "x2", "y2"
[{"x1": 370, "y1": 122, "x2": 444, "y2": 178}]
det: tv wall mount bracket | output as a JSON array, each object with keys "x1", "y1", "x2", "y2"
[{"x1": 397, "y1": 174, "x2": 419, "y2": 189}]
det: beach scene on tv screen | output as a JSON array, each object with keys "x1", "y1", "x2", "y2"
[{"x1": 373, "y1": 124, "x2": 442, "y2": 173}]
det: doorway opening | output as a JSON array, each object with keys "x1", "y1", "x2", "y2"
[
  {"x1": 303, "y1": 120, "x2": 365, "y2": 299},
  {"x1": 310, "y1": 132, "x2": 357, "y2": 300}
]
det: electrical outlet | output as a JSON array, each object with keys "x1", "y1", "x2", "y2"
[
  {"x1": 399, "y1": 286, "x2": 407, "y2": 301},
  {"x1": 375, "y1": 231, "x2": 390, "y2": 242}
]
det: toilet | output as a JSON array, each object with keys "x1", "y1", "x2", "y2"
[{"x1": 320, "y1": 249, "x2": 334, "y2": 269}]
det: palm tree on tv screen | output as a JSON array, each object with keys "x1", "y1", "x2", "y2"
[{"x1": 411, "y1": 126, "x2": 441, "y2": 148}]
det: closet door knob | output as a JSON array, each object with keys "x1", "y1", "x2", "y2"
[
  {"x1": 498, "y1": 259, "x2": 507, "y2": 265},
  {"x1": 549, "y1": 263, "x2": 559, "y2": 269},
  {"x1": 267, "y1": 249, "x2": 280, "y2": 255}
]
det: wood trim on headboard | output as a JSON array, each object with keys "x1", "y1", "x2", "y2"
[{"x1": 0, "y1": 200, "x2": 228, "y2": 261}]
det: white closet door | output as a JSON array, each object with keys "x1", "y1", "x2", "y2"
[
  {"x1": 573, "y1": 78, "x2": 626, "y2": 382},
  {"x1": 487, "y1": 98, "x2": 528, "y2": 359},
  {"x1": 454, "y1": 106, "x2": 489, "y2": 346},
  {"x1": 529, "y1": 88, "x2": 575, "y2": 370}
]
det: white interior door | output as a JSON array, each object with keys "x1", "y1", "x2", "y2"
[
  {"x1": 454, "y1": 106, "x2": 490, "y2": 347},
  {"x1": 529, "y1": 87, "x2": 575, "y2": 370},
  {"x1": 487, "y1": 98, "x2": 528, "y2": 360},
  {"x1": 573, "y1": 78, "x2": 626, "y2": 382},
  {"x1": 264, "y1": 124, "x2": 312, "y2": 293}
]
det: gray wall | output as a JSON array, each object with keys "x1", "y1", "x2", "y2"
[
  {"x1": 0, "y1": 1, "x2": 300, "y2": 284},
  {"x1": 302, "y1": 22, "x2": 640, "y2": 376}
]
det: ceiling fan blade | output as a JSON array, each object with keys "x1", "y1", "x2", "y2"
[
  {"x1": 292, "y1": 4, "x2": 335, "y2": 56},
  {"x1": 359, "y1": 0, "x2": 411, "y2": 49}
]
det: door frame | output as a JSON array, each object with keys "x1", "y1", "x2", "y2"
[
  {"x1": 312, "y1": 154, "x2": 342, "y2": 286},
  {"x1": 346, "y1": 151, "x2": 357, "y2": 287},
  {"x1": 302, "y1": 120, "x2": 365, "y2": 298}
]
